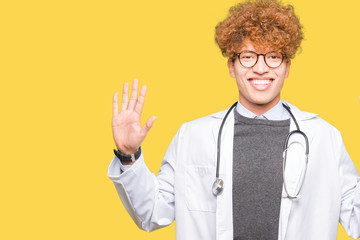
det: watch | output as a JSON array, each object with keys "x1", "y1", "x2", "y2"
[{"x1": 113, "y1": 147, "x2": 142, "y2": 163}]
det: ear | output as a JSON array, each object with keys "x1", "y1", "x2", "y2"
[
  {"x1": 228, "y1": 59, "x2": 236, "y2": 78},
  {"x1": 285, "y1": 59, "x2": 291, "y2": 78}
]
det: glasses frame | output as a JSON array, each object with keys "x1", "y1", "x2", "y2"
[{"x1": 235, "y1": 50, "x2": 287, "y2": 69}]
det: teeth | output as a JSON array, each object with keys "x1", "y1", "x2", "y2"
[{"x1": 251, "y1": 79, "x2": 272, "y2": 85}]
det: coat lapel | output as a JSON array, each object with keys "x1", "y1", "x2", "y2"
[{"x1": 211, "y1": 107, "x2": 235, "y2": 239}]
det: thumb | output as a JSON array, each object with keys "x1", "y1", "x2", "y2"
[{"x1": 142, "y1": 116, "x2": 157, "y2": 134}]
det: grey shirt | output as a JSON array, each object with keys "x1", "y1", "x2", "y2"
[{"x1": 232, "y1": 104, "x2": 290, "y2": 239}]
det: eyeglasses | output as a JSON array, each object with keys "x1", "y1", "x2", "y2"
[{"x1": 236, "y1": 51, "x2": 286, "y2": 68}]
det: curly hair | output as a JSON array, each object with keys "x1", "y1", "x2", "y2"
[{"x1": 215, "y1": 0, "x2": 303, "y2": 59}]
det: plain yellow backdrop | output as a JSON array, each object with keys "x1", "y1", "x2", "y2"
[{"x1": 0, "y1": 0, "x2": 359, "y2": 239}]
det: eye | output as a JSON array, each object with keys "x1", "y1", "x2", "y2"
[
  {"x1": 240, "y1": 53, "x2": 256, "y2": 60},
  {"x1": 267, "y1": 53, "x2": 282, "y2": 59}
]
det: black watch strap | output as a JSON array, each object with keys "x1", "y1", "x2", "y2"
[{"x1": 113, "y1": 147, "x2": 142, "y2": 163}]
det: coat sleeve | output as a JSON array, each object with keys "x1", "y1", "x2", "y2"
[
  {"x1": 337, "y1": 130, "x2": 360, "y2": 238},
  {"x1": 107, "y1": 125, "x2": 183, "y2": 232}
]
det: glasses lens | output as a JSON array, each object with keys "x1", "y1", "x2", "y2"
[
  {"x1": 265, "y1": 52, "x2": 283, "y2": 68},
  {"x1": 239, "y1": 51, "x2": 257, "y2": 67}
]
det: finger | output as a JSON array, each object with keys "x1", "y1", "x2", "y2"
[
  {"x1": 120, "y1": 82, "x2": 129, "y2": 112},
  {"x1": 112, "y1": 92, "x2": 119, "y2": 116},
  {"x1": 142, "y1": 116, "x2": 157, "y2": 134},
  {"x1": 128, "y1": 79, "x2": 139, "y2": 110},
  {"x1": 134, "y1": 85, "x2": 147, "y2": 114}
]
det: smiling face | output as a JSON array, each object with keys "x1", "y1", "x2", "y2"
[{"x1": 228, "y1": 40, "x2": 291, "y2": 115}]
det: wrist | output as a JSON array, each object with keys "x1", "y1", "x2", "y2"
[
  {"x1": 115, "y1": 144, "x2": 139, "y2": 155},
  {"x1": 113, "y1": 147, "x2": 142, "y2": 164},
  {"x1": 120, "y1": 148, "x2": 139, "y2": 155}
]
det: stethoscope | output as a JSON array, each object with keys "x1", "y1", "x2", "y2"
[{"x1": 212, "y1": 102, "x2": 309, "y2": 200}]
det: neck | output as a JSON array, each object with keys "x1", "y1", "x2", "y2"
[{"x1": 239, "y1": 97, "x2": 280, "y2": 116}]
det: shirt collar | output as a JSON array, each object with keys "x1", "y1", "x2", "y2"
[{"x1": 235, "y1": 100, "x2": 290, "y2": 121}]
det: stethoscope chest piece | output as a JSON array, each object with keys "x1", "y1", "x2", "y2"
[{"x1": 212, "y1": 178, "x2": 224, "y2": 196}]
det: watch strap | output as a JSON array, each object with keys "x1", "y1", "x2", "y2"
[{"x1": 113, "y1": 147, "x2": 142, "y2": 163}]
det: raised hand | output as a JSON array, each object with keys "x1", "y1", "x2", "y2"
[{"x1": 112, "y1": 79, "x2": 156, "y2": 158}]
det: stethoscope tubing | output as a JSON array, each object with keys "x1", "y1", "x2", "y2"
[
  {"x1": 213, "y1": 102, "x2": 309, "y2": 199},
  {"x1": 216, "y1": 102, "x2": 238, "y2": 178}
]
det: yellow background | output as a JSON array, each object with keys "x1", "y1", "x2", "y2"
[{"x1": 1, "y1": 0, "x2": 359, "y2": 239}]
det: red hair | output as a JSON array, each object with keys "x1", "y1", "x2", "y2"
[{"x1": 215, "y1": 0, "x2": 303, "y2": 59}]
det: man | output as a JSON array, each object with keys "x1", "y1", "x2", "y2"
[{"x1": 108, "y1": 0, "x2": 360, "y2": 239}]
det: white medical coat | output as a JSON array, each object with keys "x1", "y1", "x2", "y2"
[{"x1": 108, "y1": 101, "x2": 360, "y2": 240}]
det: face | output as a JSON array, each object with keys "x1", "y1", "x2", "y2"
[{"x1": 228, "y1": 40, "x2": 291, "y2": 115}]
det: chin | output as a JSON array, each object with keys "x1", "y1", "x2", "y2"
[{"x1": 251, "y1": 98, "x2": 276, "y2": 106}]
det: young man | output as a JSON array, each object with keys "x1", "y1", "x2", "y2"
[{"x1": 108, "y1": 0, "x2": 360, "y2": 239}]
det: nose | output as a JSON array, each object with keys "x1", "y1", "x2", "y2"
[{"x1": 252, "y1": 55, "x2": 270, "y2": 74}]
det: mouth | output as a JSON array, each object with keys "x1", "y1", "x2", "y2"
[{"x1": 248, "y1": 78, "x2": 274, "y2": 91}]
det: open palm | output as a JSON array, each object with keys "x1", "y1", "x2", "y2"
[{"x1": 112, "y1": 79, "x2": 156, "y2": 155}]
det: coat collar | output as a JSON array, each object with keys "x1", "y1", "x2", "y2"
[{"x1": 209, "y1": 100, "x2": 318, "y2": 122}]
